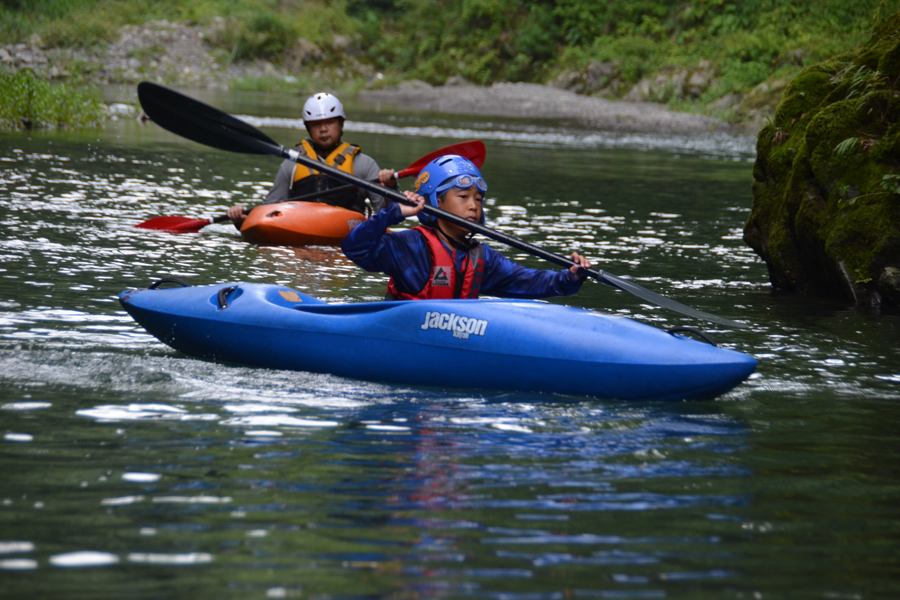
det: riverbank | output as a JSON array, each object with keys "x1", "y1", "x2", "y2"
[
  {"x1": 1, "y1": 21, "x2": 284, "y2": 90},
  {"x1": 2, "y1": 19, "x2": 739, "y2": 135},
  {"x1": 3, "y1": 1, "x2": 890, "y2": 134}
]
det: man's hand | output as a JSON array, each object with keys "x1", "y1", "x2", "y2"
[{"x1": 378, "y1": 169, "x2": 397, "y2": 188}]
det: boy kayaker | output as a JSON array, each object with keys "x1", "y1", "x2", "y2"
[
  {"x1": 226, "y1": 92, "x2": 394, "y2": 228},
  {"x1": 342, "y1": 154, "x2": 591, "y2": 300}
]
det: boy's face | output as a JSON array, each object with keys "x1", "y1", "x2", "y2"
[
  {"x1": 306, "y1": 117, "x2": 343, "y2": 149},
  {"x1": 437, "y1": 187, "x2": 483, "y2": 237}
]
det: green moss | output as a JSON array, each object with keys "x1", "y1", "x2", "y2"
[
  {"x1": 745, "y1": 10, "x2": 900, "y2": 306},
  {"x1": 773, "y1": 68, "x2": 835, "y2": 128},
  {"x1": 876, "y1": 39, "x2": 900, "y2": 76},
  {"x1": 872, "y1": 120, "x2": 900, "y2": 163},
  {"x1": 825, "y1": 194, "x2": 900, "y2": 280}
]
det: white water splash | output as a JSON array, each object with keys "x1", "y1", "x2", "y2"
[
  {"x1": 127, "y1": 552, "x2": 213, "y2": 565},
  {"x1": 49, "y1": 551, "x2": 120, "y2": 568},
  {"x1": 122, "y1": 472, "x2": 162, "y2": 483}
]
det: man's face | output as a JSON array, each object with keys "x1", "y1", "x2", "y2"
[{"x1": 307, "y1": 117, "x2": 343, "y2": 149}]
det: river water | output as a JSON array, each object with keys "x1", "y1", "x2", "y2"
[{"x1": 1, "y1": 88, "x2": 898, "y2": 599}]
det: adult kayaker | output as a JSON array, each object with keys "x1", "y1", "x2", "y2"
[
  {"x1": 225, "y1": 92, "x2": 395, "y2": 229},
  {"x1": 342, "y1": 154, "x2": 591, "y2": 300}
]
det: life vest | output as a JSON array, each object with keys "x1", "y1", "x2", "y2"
[
  {"x1": 385, "y1": 226, "x2": 484, "y2": 300},
  {"x1": 289, "y1": 139, "x2": 365, "y2": 214}
]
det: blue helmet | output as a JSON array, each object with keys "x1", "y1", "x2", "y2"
[{"x1": 413, "y1": 154, "x2": 488, "y2": 225}]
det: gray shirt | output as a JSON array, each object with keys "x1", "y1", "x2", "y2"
[{"x1": 263, "y1": 149, "x2": 387, "y2": 214}]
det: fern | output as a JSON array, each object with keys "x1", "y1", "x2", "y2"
[
  {"x1": 833, "y1": 137, "x2": 861, "y2": 157},
  {"x1": 849, "y1": 66, "x2": 888, "y2": 98}
]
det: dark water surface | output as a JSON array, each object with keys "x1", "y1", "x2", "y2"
[{"x1": 1, "y1": 89, "x2": 898, "y2": 599}]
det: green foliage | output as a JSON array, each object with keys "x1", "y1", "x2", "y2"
[
  {"x1": 4, "y1": 0, "x2": 900, "y2": 125},
  {"x1": 1, "y1": 0, "x2": 175, "y2": 46},
  {"x1": 554, "y1": 0, "x2": 678, "y2": 45},
  {"x1": 835, "y1": 65, "x2": 890, "y2": 99},
  {"x1": 40, "y1": 13, "x2": 119, "y2": 47},
  {"x1": 1, "y1": 0, "x2": 80, "y2": 19},
  {"x1": 364, "y1": 0, "x2": 899, "y2": 101},
  {"x1": 346, "y1": 0, "x2": 400, "y2": 16},
  {"x1": 834, "y1": 136, "x2": 862, "y2": 157},
  {"x1": 211, "y1": 12, "x2": 297, "y2": 62},
  {"x1": 0, "y1": 68, "x2": 106, "y2": 130},
  {"x1": 880, "y1": 173, "x2": 900, "y2": 194},
  {"x1": 230, "y1": 74, "x2": 309, "y2": 94},
  {"x1": 228, "y1": 69, "x2": 372, "y2": 95},
  {"x1": 592, "y1": 34, "x2": 669, "y2": 83},
  {"x1": 0, "y1": 0, "x2": 362, "y2": 49}
]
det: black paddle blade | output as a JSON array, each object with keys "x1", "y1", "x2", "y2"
[{"x1": 137, "y1": 82, "x2": 279, "y2": 155}]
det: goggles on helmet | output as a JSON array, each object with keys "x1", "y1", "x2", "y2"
[{"x1": 435, "y1": 174, "x2": 488, "y2": 198}]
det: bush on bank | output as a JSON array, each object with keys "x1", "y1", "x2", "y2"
[
  {"x1": 0, "y1": 0, "x2": 362, "y2": 56},
  {"x1": 357, "y1": 0, "x2": 900, "y2": 121},
  {"x1": 0, "y1": 68, "x2": 107, "y2": 130}
]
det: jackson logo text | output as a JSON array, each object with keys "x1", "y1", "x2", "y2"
[{"x1": 420, "y1": 311, "x2": 488, "y2": 339}]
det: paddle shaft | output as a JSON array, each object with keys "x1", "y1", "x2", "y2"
[
  {"x1": 214, "y1": 155, "x2": 437, "y2": 218},
  {"x1": 287, "y1": 184, "x2": 357, "y2": 203},
  {"x1": 136, "y1": 82, "x2": 748, "y2": 328},
  {"x1": 287, "y1": 179, "x2": 395, "y2": 204},
  {"x1": 277, "y1": 143, "x2": 746, "y2": 328}
]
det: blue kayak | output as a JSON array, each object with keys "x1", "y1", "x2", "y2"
[{"x1": 119, "y1": 281, "x2": 757, "y2": 401}]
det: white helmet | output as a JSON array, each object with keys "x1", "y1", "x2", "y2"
[{"x1": 302, "y1": 93, "x2": 346, "y2": 123}]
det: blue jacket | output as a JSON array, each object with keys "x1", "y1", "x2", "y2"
[{"x1": 342, "y1": 203, "x2": 584, "y2": 299}]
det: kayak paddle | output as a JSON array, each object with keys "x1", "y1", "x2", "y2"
[
  {"x1": 136, "y1": 211, "x2": 247, "y2": 233},
  {"x1": 136, "y1": 82, "x2": 748, "y2": 329},
  {"x1": 395, "y1": 140, "x2": 485, "y2": 178},
  {"x1": 135, "y1": 139, "x2": 485, "y2": 232}
]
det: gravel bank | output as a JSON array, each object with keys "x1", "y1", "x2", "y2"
[{"x1": 360, "y1": 81, "x2": 734, "y2": 134}]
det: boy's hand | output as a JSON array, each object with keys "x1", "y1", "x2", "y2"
[
  {"x1": 399, "y1": 191, "x2": 425, "y2": 218},
  {"x1": 568, "y1": 252, "x2": 592, "y2": 280}
]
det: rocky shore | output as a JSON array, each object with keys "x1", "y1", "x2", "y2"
[
  {"x1": 360, "y1": 80, "x2": 731, "y2": 135},
  {"x1": 1, "y1": 20, "x2": 763, "y2": 135},
  {"x1": 2, "y1": 21, "x2": 284, "y2": 90}
]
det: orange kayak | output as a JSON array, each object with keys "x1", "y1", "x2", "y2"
[{"x1": 240, "y1": 202, "x2": 366, "y2": 247}]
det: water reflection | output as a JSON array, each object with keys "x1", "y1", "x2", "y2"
[{"x1": 0, "y1": 97, "x2": 899, "y2": 598}]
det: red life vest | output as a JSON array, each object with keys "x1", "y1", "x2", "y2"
[{"x1": 385, "y1": 226, "x2": 484, "y2": 300}]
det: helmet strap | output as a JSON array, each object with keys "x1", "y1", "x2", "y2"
[{"x1": 433, "y1": 220, "x2": 478, "y2": 251}]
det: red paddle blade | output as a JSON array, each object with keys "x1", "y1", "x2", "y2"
[
  {"x1": 395, "y1": 140, "x2": 486, "y2": 178},
  {"x1": 135, "y1": 216, "x2": 211, "y2": 232}
]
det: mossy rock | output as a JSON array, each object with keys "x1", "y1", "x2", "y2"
[{"x1": 744, "y1": 11, "x2": 900, "y2": 309}]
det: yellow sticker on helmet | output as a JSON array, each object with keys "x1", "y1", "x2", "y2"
[{"x1": 414, "y1": 172, "x2": 429, "y2": 192}]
